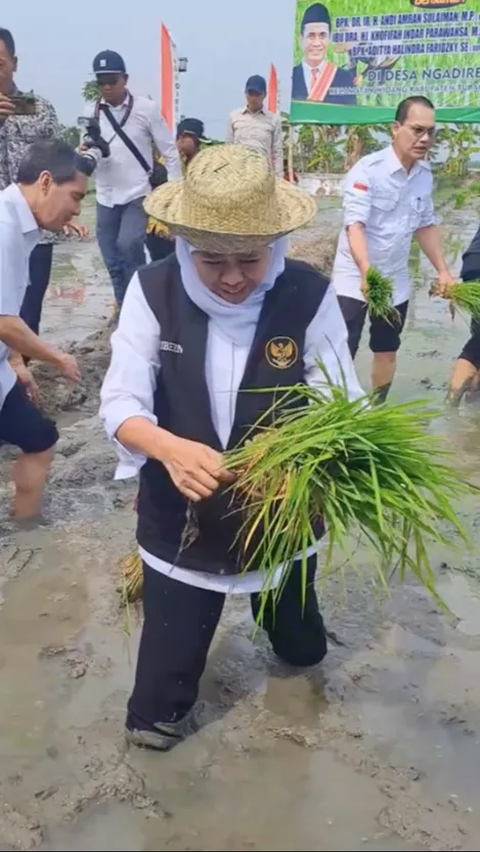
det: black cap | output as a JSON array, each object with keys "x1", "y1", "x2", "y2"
[
  {"x1": 177, "y1": 118, "x2": 208, "y2": 141},
  {"x1": 93, "y1": 50, "x2": 127, "y2": 75},
  {"x1": 301, "y1": 3, "x2": 331, "y2": 31},
  {"x1": 245, "y1": 75, "x2": 267, "y2": 95}
]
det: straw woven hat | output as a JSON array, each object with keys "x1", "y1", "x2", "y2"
[{"x1": 144, "y1": 144, "x2": 316, "y2": 253}]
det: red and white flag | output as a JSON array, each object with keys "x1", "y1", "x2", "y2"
[
  {"x1": 267, "y1": 64, "x2": 279, "y2": 114},
  {"x1": 160, "y1": 24, "x2": 180, "y2": 131}
]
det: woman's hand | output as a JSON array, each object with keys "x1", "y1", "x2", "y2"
[{"x1": 161, "y1": 434, "x2": 234, "y2": 502}]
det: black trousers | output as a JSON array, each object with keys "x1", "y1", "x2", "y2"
[
  {"x1": 127, "y1": 557, "x2": 327, "y2": 731},
  {"x1": 458, "y1": 316, "x2": 480, "y2": 370},
  {"x1": 20, "y1": 243, "x2": 54, "y2": 335},
  {"x1": 337, "y1": 295, "x2": 409, "y2": 359}
]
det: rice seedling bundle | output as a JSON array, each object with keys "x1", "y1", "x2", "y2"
[
  {"x1": 225, "y1": 377, "x2": 475, "y2": 612},
  {"x1": 119, "y1": 549, "x2": 143, "y2": 604},
  {"x1": 365, "y1": 268, "x2": 399, "y2": 322},
  {"x1": 444, "y1": 283, "x2": 480, "y2": 320}
]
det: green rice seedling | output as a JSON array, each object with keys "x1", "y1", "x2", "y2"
[
  {"x1": 226, "y1": 369, "x2": 476, "y2": 619},
  {"x1": 365, "y1": 268, "x2": 400, "y2": 323},
  {"x1": 446, "y1": 282, "x2": 480, "y2": 320}
]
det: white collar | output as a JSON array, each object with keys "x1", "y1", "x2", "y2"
[
  {"x1": 303, "y1": 59, "x2": 325, "y2": 73},
  {"x1": 3, "y1": 184, "x2": 39, "y2": 234},
  {"x1": 100, "y1": 91, "x2": 130, "y2": 109},
  {"x1": 386, "y1": 145, "x2": 431, "y2": 177}
]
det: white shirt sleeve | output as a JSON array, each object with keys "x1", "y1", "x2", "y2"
[
  {"x1": 99, "y1": 272, "x2": 162, "y2": 479},
  {"x1": 342, "y1": 160, "x2": 372, "y2": 228},
  {"x1": 147, "y1": 102, "x2": 182, "y2": 180},
  {"x1": 0, "y1": 223, "x2": 25, "y2": 316},
  {"x1": 304, "y1": 285, "x2": 365, "y2": 401},
  {"x1": 418, "y1": 178, "x2": 436, "y2": 229}
]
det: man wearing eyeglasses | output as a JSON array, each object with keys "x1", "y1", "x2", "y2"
[
  {"x1": 331, "y1": 95, "x2": 454, "y2": 402},
  {"x1": 88, "y1": 51, "x2": 181, "y2": 307}
]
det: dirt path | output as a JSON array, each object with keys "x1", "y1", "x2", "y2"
[{"x1": 1, "y1": 200, "x2": 480, "y2": 851}]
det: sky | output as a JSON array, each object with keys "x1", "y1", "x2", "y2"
[{"x1": 5, "y1": 0, "x2": 297, "y2": 137}]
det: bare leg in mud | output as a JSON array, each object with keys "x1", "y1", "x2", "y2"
[
  {"x1": 371, "y1": 352, "x2": 396, "y2": 404},
  {"x1": 447, "y1": 358, "x2": 479, "y2": 406},
  {"x1": 448, "y1": 314, "x2": 480, "y2": 405},
  {"x1": 0, "y1": 383, "x2": 59, "y2": 521},
  {"x1": 11, "y1": 447, "x2": 55, "y2": 519}
]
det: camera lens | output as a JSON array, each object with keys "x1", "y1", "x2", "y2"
[{"x1": 78, "y1": 149, "x2": 102, "y2": 176}]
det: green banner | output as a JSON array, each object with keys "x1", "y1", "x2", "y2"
[{"x1": 290, "y1": 0, "x2": 480, "y2": 124}]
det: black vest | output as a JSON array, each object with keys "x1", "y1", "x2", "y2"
[{"x1": 137, "y1": 254, "x2": 328, "y2": 575}]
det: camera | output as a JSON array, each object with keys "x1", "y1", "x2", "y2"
[{"x1": 77, "y1": 116, "x2": 111, "y2": 176}]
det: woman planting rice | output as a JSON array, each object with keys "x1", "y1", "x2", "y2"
[
  {"x1": 100, "y1": 144, "x2": 365, "y2": 751},
  {"x1": 101, "y1": 145, "x2": 473, "y2": 752}
]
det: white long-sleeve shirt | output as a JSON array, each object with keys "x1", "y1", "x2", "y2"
[
  {"x1": 331, "y1": 145, "x2": 436, "y2": 306},
  {"x1": 93, "y1": 94, "x2": 182, "y2": 207},
  {"x1": 0, "y1": 184, "x2": 41, "y2": 408},
  {"x1": 100, "y1": 272, "x2": 365, "y2": 594}
]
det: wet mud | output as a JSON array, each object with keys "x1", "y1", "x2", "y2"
[{"x1": 1, "y1": 194, "x2": 480, "y2": 851}]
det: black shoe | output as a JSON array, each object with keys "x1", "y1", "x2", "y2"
[{"x1": 125, "y1": 707, "x2": 202, "y2": 752}]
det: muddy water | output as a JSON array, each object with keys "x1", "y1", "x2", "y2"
[
  {"x1": 1, "y1": 195, "x2": 480, "y2": 850},
  {"x1": 40, "y1": 195, "x2": 112, "y2": 347}
]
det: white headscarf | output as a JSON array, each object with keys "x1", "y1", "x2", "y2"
[{"x1": 175, "y1": 236, "x2": 288, "y2": 347}]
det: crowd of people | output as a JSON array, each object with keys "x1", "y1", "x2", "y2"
[{"x1": 0, "y1": 25, "x2": 478, "y2": 751}]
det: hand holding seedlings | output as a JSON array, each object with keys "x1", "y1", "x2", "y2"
[
  {"x1": 162, "y1": 434, "x2": 234, "y2": 502},
  {"x1": 430, "y1": 280, "x2": 480, "y2": 320}
]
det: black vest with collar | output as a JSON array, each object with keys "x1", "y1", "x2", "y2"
[{"x1": 136, "y1": 254, "x2": 328, "y2": 575}]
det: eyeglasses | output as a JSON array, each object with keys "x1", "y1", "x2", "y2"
[{"x1": 404, "y1": 124, "x2": 436, "y2": 140}]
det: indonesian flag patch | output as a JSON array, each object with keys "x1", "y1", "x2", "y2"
[{"x1": 353, "y1": 182, "x2": 368, "y2": 192}]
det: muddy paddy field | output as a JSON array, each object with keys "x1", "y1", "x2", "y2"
[{"x1": 1, "y1": 193, "x2": 480, "y2": 851}]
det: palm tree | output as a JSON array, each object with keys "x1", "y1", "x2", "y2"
[{"x1": 341, "y1": 125, "x2": 385, "y2": 170}]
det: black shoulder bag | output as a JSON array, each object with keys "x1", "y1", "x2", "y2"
[{"x1": 99, "y1": 100, "x2": 167, "y2": 189}]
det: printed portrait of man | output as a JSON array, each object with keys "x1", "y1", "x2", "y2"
[{"x1": 291, "y1": 2, "x2": 357, "y2": 104}]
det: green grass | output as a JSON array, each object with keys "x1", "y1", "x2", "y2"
[{"x1": 293, "y1": 0, "x2": 480, "y2": 109}]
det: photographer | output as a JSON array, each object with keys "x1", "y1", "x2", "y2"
[
  {"x1": 0, "y1": 27, "x2": 86, "y2": 337},
  {"x1": 84, "y1": 50, "x2": 181, "y2": 307}
]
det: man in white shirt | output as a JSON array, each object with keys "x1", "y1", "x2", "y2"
[
  {"x1": 228, "y1": 75, "x2": 283, "y2": 178},
  {"x1": 88, "y1": 50, "x2": 182, "y2": 307},
  {"x1": 0, "y1": 139, "x2": 85, "y2": 520},
  {"x1": 331, "y1": 96, "x2": 454, "y2": 402}
]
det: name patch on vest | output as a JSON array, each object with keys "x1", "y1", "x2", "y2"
[
  {"x1": 265, "y1": 337, "x2": 299, "y2": 370},
  {"x1": 160, "y1": 341, "x2": 183, "y2": 354}
]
